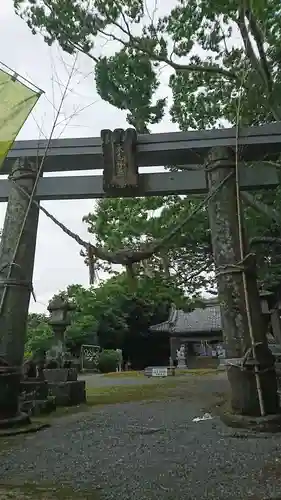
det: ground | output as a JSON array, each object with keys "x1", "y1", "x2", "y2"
[{"x1": 0, "y1": 372, "x2": 281, "y2": 499}]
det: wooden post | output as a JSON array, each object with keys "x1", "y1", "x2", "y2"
[
  {"x1": 206, "y1": 146, "x2": 279, "y2": 416},
  {"x1": 0, "y1": 158, "x2": 40, "y2": 424}
]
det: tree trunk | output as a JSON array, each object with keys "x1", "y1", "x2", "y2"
[
  {"x1": 206, "y1": 147, "x2": 279, "y2": 416},
  {"x1": 0, "y1": 158, "x2": 40, "y2": 422}
]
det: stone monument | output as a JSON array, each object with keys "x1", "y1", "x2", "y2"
[
  {"x1": 176, "y1": 344, "x2": 187, "y2": 369},
  {"x1": 43, "y1": 296, "x2": 86, "y2": 406}
]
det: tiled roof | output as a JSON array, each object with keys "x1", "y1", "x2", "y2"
[{"x1": 150, "y1": 304, "x2": 222, "y2": 334}]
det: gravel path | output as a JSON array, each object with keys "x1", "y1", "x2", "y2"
[{"x1": 1, "y1": 375, "x2": 281, "y2": 500}]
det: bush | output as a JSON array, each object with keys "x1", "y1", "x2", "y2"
[{"x1": 98, "y1": 349, "x2": 119, "y2": 373}]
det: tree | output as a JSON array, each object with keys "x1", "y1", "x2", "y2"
[
  {"x1": 50, "y1": 273, "x2": 189, "y2": 352},
  {"x1": 25, "y1": 274, "x2": 191, "y2": 368},
  {"x1": 15, "y1": 0, "x2": 281, "y2": 290},
  {"x1": 83, "y1": 197, "x2": 214, "y2": 295}
]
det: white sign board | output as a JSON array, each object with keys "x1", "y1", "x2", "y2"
[{"x1": 151, "y1": 367, "x2": 168, "y2": 377}]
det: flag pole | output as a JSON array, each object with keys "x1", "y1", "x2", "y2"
[{"x1": 0, "y1": 60, "x2": 44, "y2": 95}]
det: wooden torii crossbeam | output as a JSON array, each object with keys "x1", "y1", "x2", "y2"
[{"x1": 0, "y1": 122, "x2": 280, "y2": 201}]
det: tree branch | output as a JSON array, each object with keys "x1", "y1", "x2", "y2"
[
  {"x1": 250, "y1": 236, "x2": 281, "y2": 246},
  {"x1": 237, "y1": 4, "x2": 281, "y2": 121},
  {"x1": 175, "y1": 262, "x2": 213, "y2": 288},
  {"x1": 147, "y1": 54, "x2": 239, "y2": 81},
  {"x1": 261, "y1": 160, "x2": 281, "y2": 170},
  {"x1": 99, "y1": 14, "x2": 239, "y2": 81},
  {"x1": 41, "y1": 1, "x2": 241, "y2": 89},
  {"x1": 41, "y1": 0, "x2": 99, "y2": 62},
  {"x1": 241, "y1": 192, "x2": 281, "y2": 224},
  {"x1": 237, "y1": 6, "x2": 265, "y2": 82},
  {"x1": 243, "y1": 1, "x2": 272, "y2": 93},
  {"x1": 187, "y1": 263, "x2": 212, "y2": 281},
  {"x1": 141, "y1": 260, "x2": 154, "y2": 278}
]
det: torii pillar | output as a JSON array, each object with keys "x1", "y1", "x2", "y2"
[
  {"x1": 0, "y1": 158, "x2": 40, "y2": 426},
  {"x1": 206, "y1": 146, "x2": 279, "y2": 417}
]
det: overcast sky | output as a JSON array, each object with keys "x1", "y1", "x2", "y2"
[{"x1": 0, "y1": 2, "x2": 179, "y2": 313}]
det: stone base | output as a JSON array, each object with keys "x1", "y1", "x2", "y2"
[
  {"x1": 0, "y1": 369, "x2": 26, "y2": 424},
  {"x1": 227, "y1": 365, "x2": 279, "y2": 415},
  {"x1": 220, "y1": 410, "x2": 281, "y2": 433},
  {"x1": 21, "y1": 397, "x2": 56, "y2": 417},
  {"x1": 20, "y1": 380, "x2": 49, "y2": 399},
  {"x1": 0, "y1": 412, "x2": 30, "y2": 430},
  {"x1": 48, "y1": 380, "x2": 86, "y2": 406},
  {"x1": 217, "y1": 359, "x2": 227, "y2": 371},
  {"x1": 177, "y1": 363, "x2": 187, "y2": 369}
]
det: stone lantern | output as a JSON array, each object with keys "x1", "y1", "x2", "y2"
[
  {"x1": 43, "y1": 296, "x2": 76, "y2": 382},
  {"x1": 43, "y1": 296, "x2": 86, "y2": 406},
  {"x1": 46, "y1": 296, "x2": 75, "y2": 366}
]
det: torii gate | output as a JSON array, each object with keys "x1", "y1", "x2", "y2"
[{"x1": 0, "y1": 122, "x2": 281, "y2": 424}]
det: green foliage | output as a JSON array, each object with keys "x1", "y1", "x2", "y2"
[
  {"x1": 25, "y1": 272, "x2": 186, "y2": 357},
  {"x1": 86, "y1": 190, "x2": 281, "y2": 292},
  {"x1": 243, "y1": 187, "x2": 281, "y2": 290},
  {"x1": 83, "y1": 197, "x2": 213, "y2": 294},
  {"x1": 98, "y1": 349, "x2": 119, "y2": 373},
  {"x1": 25, "y1": 313, "x2": 53, "y2": 358},
  {"x1": 62, "y1": 285, "x2": 99, "y2": 348},
  {"x1": 95, "y1": 49, "x2": 166, "y2": 131},
  {"x1": 15, "y1": 0, "x2": 281, "y2": 290},
  {"x1": 48, "y1": 273, "x2": 187, "y2": 350},
  {"x1": 15, "y1": 0, "x2": 281, "y2": 127}
]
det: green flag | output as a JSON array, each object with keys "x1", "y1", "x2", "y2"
[{"x1": 0, "y1": 67, "x2": 41, "y2": 168}]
